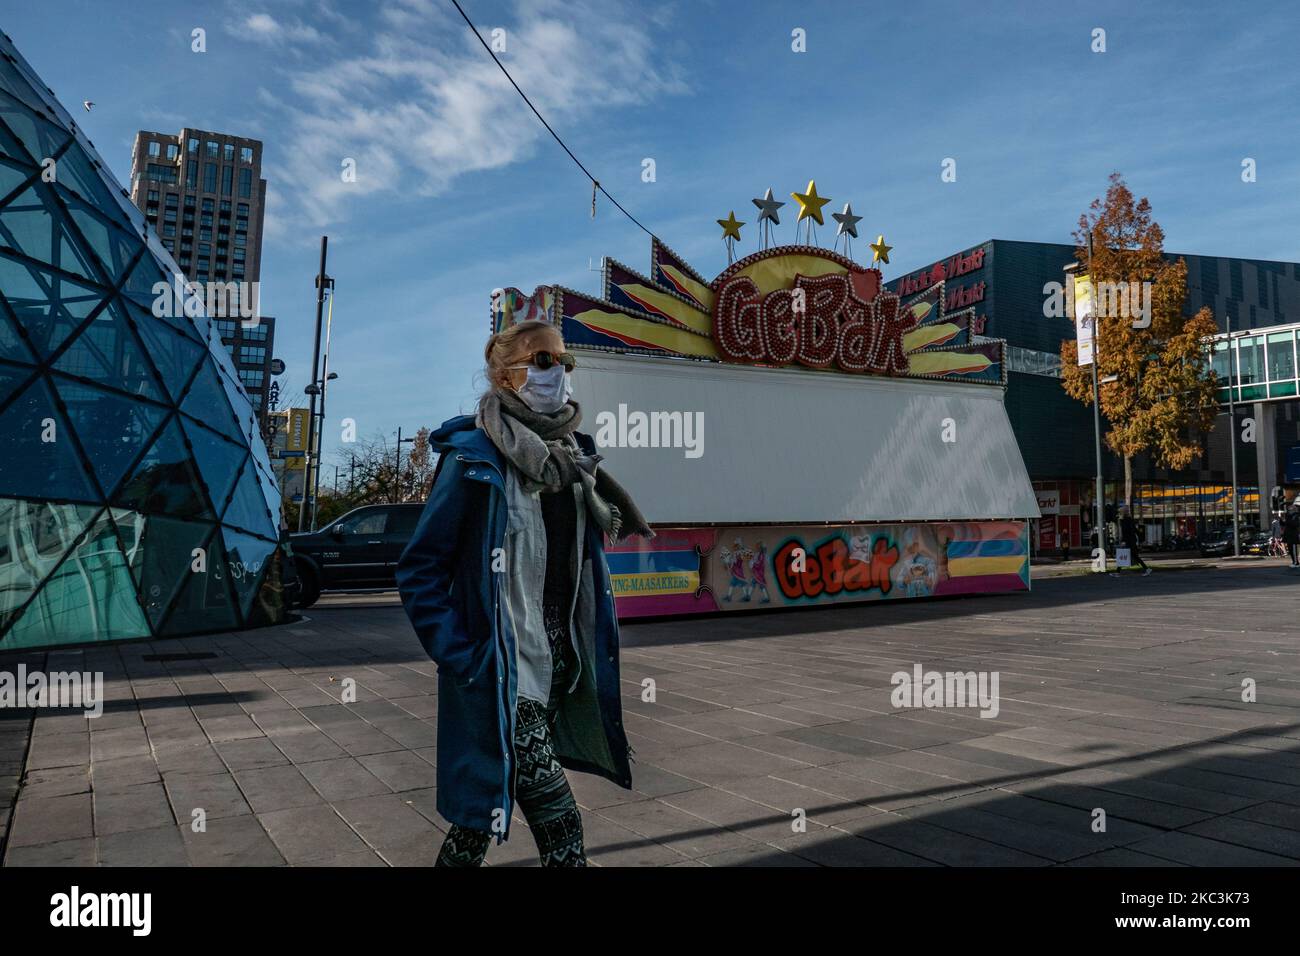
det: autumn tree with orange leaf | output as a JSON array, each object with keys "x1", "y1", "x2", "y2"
[{"x1": 1060, "y1": 173, "x2": 1219, "y2": 510}]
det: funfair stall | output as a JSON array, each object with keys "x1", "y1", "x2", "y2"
[{"x1": 490, "y1": 185, "x2": 1040, "y2": 618}]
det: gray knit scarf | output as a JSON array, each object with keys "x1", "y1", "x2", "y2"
[{"x1": 476, "y1": 389, "x2": 654, "y2": 542}]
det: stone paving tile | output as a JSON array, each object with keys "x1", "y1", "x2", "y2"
[
  {"x1": 181, "y1": 816, "x2": 286, "y2": 866},
  {"x1": 257, "y1": 805, "x2": 373, "y2": 864},
  {"x1": 97, "y1": 824, "x2": 188, "y2": 866},
  {"x1": 297, "y1": 757, "x2": 391, "y2": 802},
  {"x1": 164, "y1": 771, "x2": 252, "y2": 821},
  {"x1": 6, "y1": 566, "x2": 1300, "y2": 866},
  {"x1": 93, "y1": 782, "x2": 175, "y2": 835},
  {"x1": 3, "y1": 837, "x2": 96, "y2": 867},
  {"x1": 233, "y1": 765, "x2": 324, "y2": 812}
]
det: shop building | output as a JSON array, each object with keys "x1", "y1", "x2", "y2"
[{"x1": 885, "y1": 240, "x2": 1300, "y2": 550}]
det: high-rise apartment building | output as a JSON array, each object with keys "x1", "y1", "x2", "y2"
[{"x1": 128, "y1": 128, "x2": 276, "y2": 422}]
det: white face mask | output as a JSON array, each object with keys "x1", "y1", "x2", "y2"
[{"x1": 516, "y1": 362, "x2": 572, "y2": 413}]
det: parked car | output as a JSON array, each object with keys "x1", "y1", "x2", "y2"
[
  {"x1": 1199, "y1": 531, "x2": 1243, "y2": 557},
  {"x1": 290, "y1": 503, "x2": 425, "y2": 608},
  {"x1": 1243, "y1": 531, "x2": 1273, "y2": 556}
]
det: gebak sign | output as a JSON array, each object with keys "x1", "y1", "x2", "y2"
[
  {"x1": 774, "y1": 534, "x2": 899, "y2": 600},
  {"x1": 711, "y1": 254, "x2": 919, "y2": 376}
]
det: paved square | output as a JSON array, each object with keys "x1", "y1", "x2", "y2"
[{"x1": 3, "y1": 562, "x2": 1299, "y2": 866}]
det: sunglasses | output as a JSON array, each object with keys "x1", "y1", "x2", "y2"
[{"x1": 507, "y1": 350, "x2": 577, "y2": 373}]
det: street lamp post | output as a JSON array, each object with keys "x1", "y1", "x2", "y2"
[
  {"x1": 298, "y1": 236, "x2": 330, "y2": 533},
  {"x1": 1226, "y1": 314, "x2": 1241, "y2": 557},
  {"x1": 1066, "y1": 248, "x2": 1107, "y2": 567},
  {"x1": 394, "y1": 427, "x2": 415, "y2": 503}
]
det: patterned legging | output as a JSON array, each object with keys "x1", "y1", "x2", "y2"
[{"x1": 436, "y1": 608, "x2": 586, "y2": 867}]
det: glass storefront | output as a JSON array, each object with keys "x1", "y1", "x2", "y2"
[{"x1": 0, "y1": 33, "x2": 285, "y2": 649}]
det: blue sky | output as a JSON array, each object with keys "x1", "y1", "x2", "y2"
[{"x1": 6, "y1": 0, "x2": 1300, "y2": 467}]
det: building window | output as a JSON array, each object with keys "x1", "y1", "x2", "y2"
[
  {"x1": 200, "y1": 228, "x2": 212, "y2": 241},
  {"x1": 186, "y1": 162, "x2": 198, "y2": 187},
  {"x1": 164, "y1": 210, "x2": 177, "y2": 222},
  {"x1": 148, "y1": 141, "x2": 160, "y2": 158},
  {"x1": 223, "y1": 143, "x2": 234, "y2": 162},
  {"x1": 147, "y1": 189, "x2": 159, "y2": 203},
  {"x1": 166, "y1": 143, "x2": 179, "y2": 161},
  {"x1": 147, "y1": 163, "x2": 178, "y2": 183},
  {"x1": 215, "y1": 319, "x2": 237, "y2": 339},
  {"x1": 219, "y1": 200, "x2": 231, "y2": 213},
  {"x1": 240, "y1": 368, "x2": 265, "y2": 389},
  {"x1": 234, "y1": 235, "x2": 246, "y2": 248},
  {"x1": 239, "y1": 168, "x2": 252, "y2": 198},
  {"x1": 162, "y1": 223, "x2": 176, "y2": 237},
  {"x1": 206, "y1": 140, "x2": 219, "y2": 158},
  {"x1": 240, "y1": 146, "x2": 253, "y2": 164},
  {"x1": 237, "y1": 203, "x2": 249, "y2": 217},
  {"x1": 164, "y1": 192, "x2": 178, "y2": 207},
  {"x1": 243, "y1": 322, "x2": 267, "y2": 341},
  {"x1": 199, "y1": 243, "x2": 211, "y2": 256},
  {"x1": 188, "y1": 137, "x2": 199, "y2": 155},
  {"x1": 221, "y1": 165, "x2": 233, "y2": 196},
  {"x1": 239, "y1": 345, "x2": 267, "y2": 364},
  {"x1": 184, "y1": 194, "x2": 196, "y2": 208},
  {"x1": 203, "y1": 162, "x2": 217, "y2": 192}
]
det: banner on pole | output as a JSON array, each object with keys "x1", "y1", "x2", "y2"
[{"x1": 1074, "y1": 273, "x2": 1095, "y2": 366}]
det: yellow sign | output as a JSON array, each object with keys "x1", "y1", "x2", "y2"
[{"x1": 285, "y1": 407, "x2": 308, "y2": 471}]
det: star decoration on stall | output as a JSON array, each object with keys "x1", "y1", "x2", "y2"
[
  {"x1": 870, "y1": 233, "x2": 893, "y2": 265},
  {"x1": 752, "y1": 188, "x2": 784, "y2": 225},
  {"x1": 717, "y1": 210, "x2": 745, "y2": 241},
  {"x1": 831, "y1": 202, "x2": 861, "y2": 238},
  {"x1": 790, "y1": 180, "x2": 831, "y2": 225}
]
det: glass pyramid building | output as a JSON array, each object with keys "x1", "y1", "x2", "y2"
[{"x1": 0, "y1": 32, "x2": 286, "y2": 650}]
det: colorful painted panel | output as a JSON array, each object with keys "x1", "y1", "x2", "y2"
[{"x1": 606, "y1": 528, "x2": 717, "y2": 617}]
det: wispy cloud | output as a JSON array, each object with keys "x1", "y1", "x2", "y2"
[{"x1": 228, "y1": 0, "x2": 688, "y2": 234}]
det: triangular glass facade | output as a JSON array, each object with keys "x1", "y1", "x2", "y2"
[{"x1": 0, "y1": 31, "x2": 285, "y2": 649}]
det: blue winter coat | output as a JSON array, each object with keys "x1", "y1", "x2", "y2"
[{"x1": 395, "y1": 415, "x2": 632, "y2": 838}]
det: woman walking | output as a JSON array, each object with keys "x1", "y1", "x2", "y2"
[{"x1": 396, "y1": 318, "x2": 652, "y2": 866}]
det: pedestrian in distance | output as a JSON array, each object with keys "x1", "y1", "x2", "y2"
[
  {"x1": 1284, "y1": 506, "x2": 1300, "y2": 569},
  {"x1": 1271, "y1": 512, "x2": 1286, "y2": 559},
  {"x1": 1119, "y1": 505, "x2": 1152, "y2": 576},
  {"x1": 395, "y1": 318, "x2": 653, "y2": 867}
]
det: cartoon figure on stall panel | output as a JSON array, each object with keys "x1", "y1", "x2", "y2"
[
  {"x1": 892, "y1": 527, "x2": 938, "y2": 598},
  {"x1": 848, "y1": 532, "x2": 873, "y2": 566},
  {"x1": 720, "y1": 537, "x2": 755, "y2": 602},
  {"x1": 749, "y1": 541, "x2": 771, "y2": 603}
]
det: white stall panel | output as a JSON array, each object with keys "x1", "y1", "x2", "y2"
[{"x1": 572, "y1": 353, "x2": 1040, "y2": 525}]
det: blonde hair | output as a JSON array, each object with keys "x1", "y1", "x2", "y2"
[{"x1": 479, "y1": 320, "x2": 561, "y2": 402}]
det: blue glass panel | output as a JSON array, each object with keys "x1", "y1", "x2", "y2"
[
  {"x1": 0, "y1": 360, "x2": 35, "y2": 407},
  {"x1": 0, "y1": 252, "x2": 105, "y2": 357},
  {"x1": 51, "y1": 374, "x2": 167, "y2": 498},
  {"x1": 124, "y1": 514, "x2": 216, "y2": 631},
  {"x1": 62, "y1": 190, "x2": 141, "y2": 285},
  {"x1": 0, "y1": 155, "x2": 32, "y2": 197},
  {"x1": 52, "y1": 300, "x2": 165, "y2": 401},
  {"x1": 126, "y1": 300, "x2": 206, "y2": 401},
  {"x1": 112, "y1": 414, "x2": 213, "y2": 520},
  {"x1": 182, "y1": 417, "x2": 247, "y2": 513},
  {"x1": 0, "y1": 373, "x2": 98, "y2": 502},
  {"x1": 0, "y1": 184, "x2": 104, "y2": 283},
  {"x1": 158, "y1": 522, "x2": 238, "y2": 635},
  {"x1": 1, "y1": 509, "x2": 149, "y2": 649},
  {"x1": 220, "y1": 526, "x2": 277, "y2": 620},
  {"x1": 222, "y1": 454, "x2": 275, "y2": 538},
  {"x1": 180, "y1": 357, "x2": 247, "y2": 444},
  {"x1": 0, "y1": 304, "x2": 37, "y2": 364},
  {"x1": 0, "y1": 88, "x2": 72, "y2": 166},
  {"x1": 0, "y1": 498, "x2": 102, "y2": 633}
]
